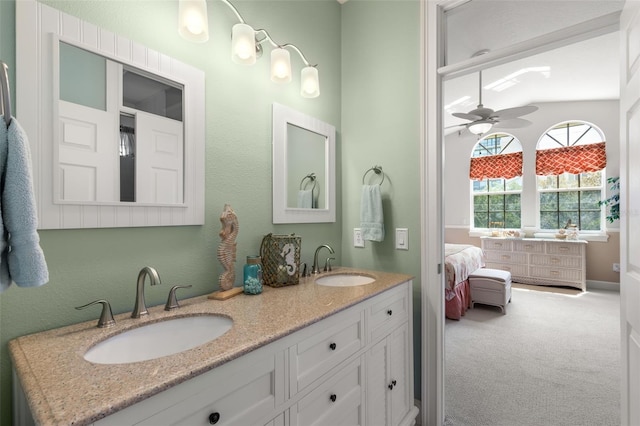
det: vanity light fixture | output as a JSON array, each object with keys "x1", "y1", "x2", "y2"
[
  {"x1": 178, "y1": 0, "x2": 320, "y2": 98},
  {"x1": 178, "y1": 0, "x2": 209, "y2": 42}
]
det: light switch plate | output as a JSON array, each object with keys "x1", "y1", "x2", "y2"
[
  {"x1": 354, "y1": 228, "x2": 365, "y2": 248},
  {"x1": 395, "y1": 228, "x2": 409, "y2": 250}
]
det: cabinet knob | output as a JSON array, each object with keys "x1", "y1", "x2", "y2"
[
  {"x1": 329, "y1": 342, "x2": 337, "y2": 350},
  {"x1": 330, "y1": 393, "x2": 337, "y2": 402},
  {"x1": 387, "y1": 309, "x2": 393, "y2": 316},
  {"x1": 208, "y1": 412, "x2": 220, "y2": 424}
]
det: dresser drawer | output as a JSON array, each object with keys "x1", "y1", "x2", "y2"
[
  {"x1": 293, "y1": 357, "x2": 363, "y2": 426},
  {"x1": 484, "y1": 262, "x2": 528, "y2": 277},
  {"x1": 530, "y1": 266, "x2": 583, "y2": 282},
  {"x1": 291, "y1": 309, "x2": 364, "y2": 394},
  {"x1": 514, "y1": 240, "x2": 545, "y2": 253},
  {"x1": 484, "y1": 250, "x2": 527, "y2": 264},
  {"x1": 369, "y1": 284, "x2": 409, "y2": 343},
  {"x1": 546, "y1": 242, "x2": 584, "y2": 256},
  {"x1": 530, "y1": 254, "x2": 582, "y2": 269},
  {"x1": 482, "y1": 239, "x2": 513, "y2": 251}
]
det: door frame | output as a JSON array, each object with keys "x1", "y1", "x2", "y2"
[{"x1": 419, "y1": 3, "x2": 621, "y2": 425}]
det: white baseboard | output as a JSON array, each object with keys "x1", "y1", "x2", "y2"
[{"x1": 587, "y1": 280, "x2": 619, "y2": 292}]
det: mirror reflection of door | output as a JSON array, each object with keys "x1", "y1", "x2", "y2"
[
  {"x1": 58, "y1": 42, "x2": 184, "y2": 204},
  {"x1": 286, "y1": 123, "x2": 327, "y2": 209}
]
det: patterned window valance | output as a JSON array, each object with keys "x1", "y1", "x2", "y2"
[
  {"x1": 469, "y1": 152, "x2": 523, "y2": 181},
  {"x1": 535, "y1": 142, "x2": 606, "y2": 176}
]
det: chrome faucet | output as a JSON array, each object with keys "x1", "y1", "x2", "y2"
[
  {"x1": 132, "y1": 266, "x2": 161, "y2": 318},
  {"x1": 312, "y1": 244, "x2": 335, "y2": 274}
]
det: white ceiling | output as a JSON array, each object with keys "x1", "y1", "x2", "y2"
[{"x1": 442, "y1": 0, "x2": 623, "y2": 134}]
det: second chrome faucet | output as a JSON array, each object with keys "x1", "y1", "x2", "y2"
[{"x1": 132, "y1": 266, "x2": 161, "y2": 318}]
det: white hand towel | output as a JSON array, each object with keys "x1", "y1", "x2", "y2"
[
  {"x1": 297, "y1": 189, "x2": 313, "y2": 208},
  {"x1": 360, "y1": 184, "x2": 384, "y2": 242},
  {"x1": 0, "y1": 116, "x2": 49, "y2": 292}
]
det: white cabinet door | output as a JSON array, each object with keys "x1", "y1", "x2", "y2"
[{"x1": 365, "y1": 323, "x2": 412, "y2": 426}]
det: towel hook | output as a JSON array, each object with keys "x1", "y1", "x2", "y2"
[
  {"x1": 0, "y1": 61, "x2": 12, "y2": 128},
  {"x1": 362, "y1": 166, "x2": 385, "y2": 185},
  {"x1": 300, "y1": 173, "x2": 317, "y2": 191}
]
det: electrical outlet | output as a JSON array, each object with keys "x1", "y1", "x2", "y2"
[
  {"x1": 354, "y1": 228, "x2": 365, "y2": 248},
  {"x1": 613, "y1": 263, "x2": 620, "y2": 272}
]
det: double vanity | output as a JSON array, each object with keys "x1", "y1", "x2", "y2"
[{"x1": 10, "y1": 268, "x2": 418, "y2": 426}]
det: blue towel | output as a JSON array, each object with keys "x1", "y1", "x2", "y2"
[
  {"x1": 0, "y1": 116, "x2": 49, "y2": 292},
  {"x1": 297, "y1": 189, "x2": 313, "y2": 209},
  {"x1": 360, "y1": 184, "x2": 384, "y2": 242}
]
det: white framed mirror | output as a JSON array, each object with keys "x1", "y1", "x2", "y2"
[
  {"x1": 272, "y1": 103, "x2": 336, "y2": 223},
  {"x1": 16, "y1": 0, "x2": 205, "y2": 229}
]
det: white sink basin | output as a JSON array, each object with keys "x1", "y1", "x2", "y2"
[
  {"x1": 315, "y1": 274, "x2": 376, "y2": 287},
  {"x1": 84, "y1": 315, "x2": 233, "y2": 364}
]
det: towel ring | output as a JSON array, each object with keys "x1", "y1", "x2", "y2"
[
  {"x1": 362, "y1": 166, "x2": 385, "y2": 185},
  {"x1": 0, "y1": 61, "x2": 12, "y2": 128},
  {"x1": 300, "y1": 173, "x2": 317, "y2": 191}
]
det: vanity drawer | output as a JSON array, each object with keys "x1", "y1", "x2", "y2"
[
  {"x1": 99, "y1": 350, "x2": 284, "y2": 426},
  {"x1": 292, "y1": 357, "x2": 363, "y2": 426},
  {"x1": 290, "y1": 308, "x2": 364, "y2": 394},
  {"x1": 369, "y1": 284, "x2": 409, "y2": 343},
  {"x1": 484, "y1": 250, "x2": 527, "y2": 264},
  {"x1": 530, "y1": 254, "x2": 582, "y2": 269}
]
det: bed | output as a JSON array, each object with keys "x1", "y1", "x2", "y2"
[{"x1": 445, "y1": 244, "x2": 485, "y2": 320}]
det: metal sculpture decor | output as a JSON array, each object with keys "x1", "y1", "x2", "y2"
[{"x1": 209, "y1": 204, "x2": 243, "y2": 300}]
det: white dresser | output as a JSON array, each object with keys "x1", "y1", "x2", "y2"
[{"x1": 481, "y1": 237, "x2": 588, "y2": 291}]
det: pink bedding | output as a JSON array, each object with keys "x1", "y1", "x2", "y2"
[{"x1": 444, "y1": 244, "x2": 485, "y2": 320}]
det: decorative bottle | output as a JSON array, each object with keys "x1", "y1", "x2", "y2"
[{"x1": 243, "y1": 256, "x2": 263, "y2": 295}]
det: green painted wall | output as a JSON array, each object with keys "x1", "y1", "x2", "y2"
[
  {"x1": 340, "y1": 0, "x2": 422, "y2": 399},
  {"x1": 0, "y1": 0, "x2": 423, "y2": 422}
]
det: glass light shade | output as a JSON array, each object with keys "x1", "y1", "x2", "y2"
[
  {"x1": 231, "y1": 23, "x2": 257, "y2": 65},
  {"x1": 271, "y1": 48, "x2": 292, "y2": 84},
  {"x1": 178, "y1": 0, "x2": 209, "y2": 43},
  {"x1": 468, "y1": 122, "x2": 493, "y2": 135},
  {"x1": 300, "y1": 66, "x2": 320, "y2": 98}
]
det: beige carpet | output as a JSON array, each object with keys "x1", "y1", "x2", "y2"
[{"x1": 511, "y1": 282, "x2": 582, "y2": 296}]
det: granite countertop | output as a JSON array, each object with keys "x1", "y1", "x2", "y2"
[{"x1": 9, "y1": 267, "x2": 413, "y2": 426}]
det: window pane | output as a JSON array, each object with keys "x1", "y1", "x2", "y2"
[
  {"x1": 473, "y1": 180, "x2": 487, "y2": 193},
  {"x1": 540, "y1": 192, "x2": 558, "y2": 211},
  {"x1": 558, "y1": 173, "x2": 579, "y2": 189},
  {"x1": 580, "y1": 211, "x2": 601, "y2": 230},
  {"x1": 489, "y1": 212, "x2": 505, "y2": 226},
  {"x1": 474, "y1": 195, "x2": 488, "y2": 210},
  {"x1": 581, "y1": 171, "x2": 602, "y2": 187},
  {"x1": 488, "y1": 195, "x2": 504, "y2": 211},
  {"x1": 540, "y1": 211, "x2": 558, "y2": 229},
  {"x1": 474, "y1": 212, "x2": 488, "y2": 228},
  {"x1": 559, "y1": 212, "x2": 576, "y2": 229},
  {"x1": 505, "y1": 176, "x2": 523, "y2": 191},
  {"x1": 537, "y1": 175, "x2": 557, "y2": 190},
  {"x1": 505, "y1": 194, "x2": 520, "y2": 211},
  {"x1": 559, "y1": 191, "x2": 579, "y2": 211},
  {"x1": 505, "y1": 211, "x2": 521, "y2": 228},
  {"x1": 488, "y1": 179, "x2": 504, "y2": 192},
  {"x1": 581, "y1": 190, "x2": 601, "y2": 210}
]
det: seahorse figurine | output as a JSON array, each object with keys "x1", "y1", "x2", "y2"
[{"x1": 217, "y1": 204, "x2": 238, "y2": 291}]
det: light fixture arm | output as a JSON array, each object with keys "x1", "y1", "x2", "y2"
[
  {"x1": 478, "y1": 70, "x2": 483, "y2": 107},
  {"x1": 219, "y1": 0, "x2": 316, "y2": 68}
]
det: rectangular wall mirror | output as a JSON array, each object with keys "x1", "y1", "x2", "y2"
[
  {"x1": 272, "y1": 103, "x2": 336, "y2": 223},
  {"x1": 17, "y1": 0, "x2": 205, "y2": 229}
]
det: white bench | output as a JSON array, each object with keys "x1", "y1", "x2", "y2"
[{"x1": 469, "y1": 268, "x2": 512, "y2": 314}]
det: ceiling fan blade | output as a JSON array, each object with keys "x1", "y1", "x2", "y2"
[
  {"x1": 493, "y1": 117, "x2": 533, "y2": 129},
  {"x1": 467, "y1": 106, "x2": 494, "y2": 119},
  {"x1": 493, "y1": 105, "x2": 538, "y2": 120},
  {"x1": 452, "y1": 112, "x2": 482, "y2": 121}
]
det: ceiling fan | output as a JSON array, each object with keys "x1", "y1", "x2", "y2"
[{"x1": 449, "y1": 70, "x2": 538, "y2": 135}]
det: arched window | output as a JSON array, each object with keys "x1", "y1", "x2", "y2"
[
  {"x1": 470, "y1": 133, "x2": 523, "y2": 230},
  {"x1": 536, "y1": 121, "x2": 606, "y2": 231}
]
